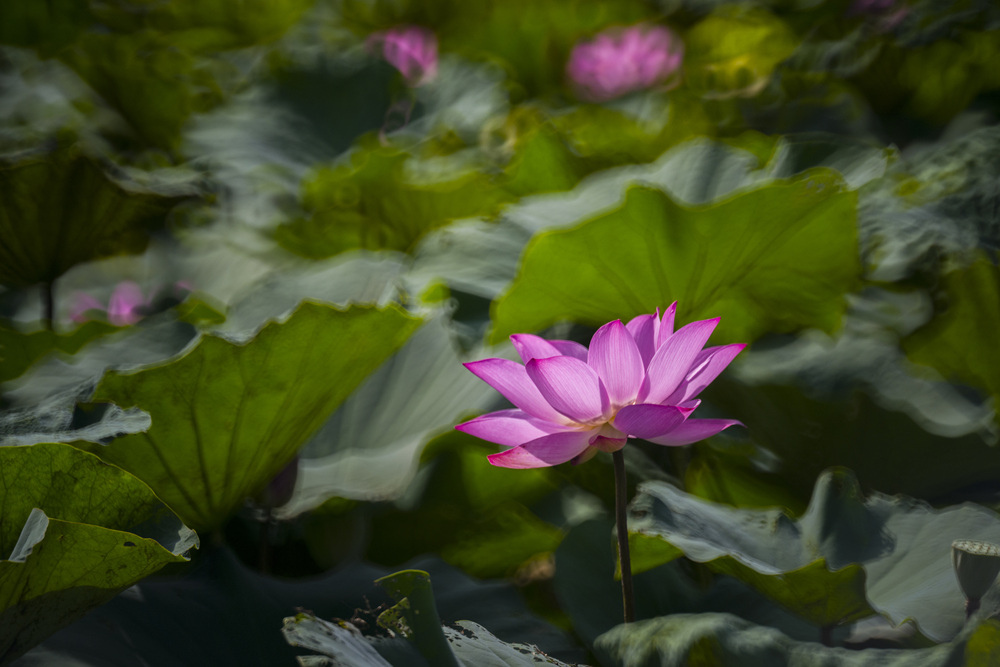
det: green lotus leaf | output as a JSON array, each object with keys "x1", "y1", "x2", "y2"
[
  {"x1": 440, "y1": 0, "x2": 649, "y2": 97},
  {"x1": 60, "y1": 30, "x2": 227, "y2": 150},
  {"x1": 20, "y1": 550, "x2": 579, "y2": 665},
  {"x1": 285, "y1": 614, "x2": 579, "y2": 667},
  {"x1": 0, "y1": 144, "x2": 195, "y2": 288},
  {"x1": 904, "y1": 252, "x2": 1000, "y2": 412},
  {"x1": 0, "y1": 320, "x2": 117, "y2": 383},
  {"x1": 0, "y1": 0, "x2": 90, "y2": 55},
  {"x1": 77, "y1": 302, "x2": 422, "y2": 532},
  {"x1": 594, "y1": 613, "x2": 987, "y2": 667},
  {"x1": 0, "y1": 442, "x2": 196, "y2": 665},
  {"x1": 275, "y1": 146, "x2": 515, "y2": 259},
  {"x1": 279, "y1": 317, "x2": 500, "y2": 516},
  {"x1": 550, "y1": 95, "x2": 717, "y2": 169},
  {"x1": 684, "y1": 6, "x2": 799, "y2": 98},
  {"x1": 89, "y1": 0, "x2": 312, "y2": 50},
  {"x1": 491, "y1": 171, "x2": 860, "y2": 344},
  {"x1": 628, "y1": 469, "x2": 1000, "y2": 641}
]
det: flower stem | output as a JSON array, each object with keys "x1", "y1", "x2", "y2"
[
  {"x1": 43, "y1": 281, "x2": 55, "y2": 331},
  {"x1": 613, "y1": 449, "x2": 635, "y2": 623}
]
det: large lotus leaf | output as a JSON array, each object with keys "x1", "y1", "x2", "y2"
[
  {"x1": 61, "y1": 30, "x2": 227, "y2": 151},
  {"x1": 554, "y1": 518, "x2": 831, "y2": 657},
  {"x1": 550, "y1": 94, "x2": 716, "y2": 169},
  {"x1": 860, "y1": 125, "x2": 1000, "y2": 282},
  {"x1": 0, "y1": 320, "x2": 116, "y2": 383},
  {"x1": 76, "y1": 302, "x2": 421, "y2": 532},
  {"x1": 0, "y1": 144, "x2": 195, "y2": 288},
  {"x1": 361, "y1": 433, "x2": 561, "y2": 577},
  {"x1": 1, "y1": 316, "x2": 198, "y2": 410},
  {"x1": 904, "y1": 253, "x2": 1000, "y2": 412},
  {"x1": 90, "y1": 0, "x2": 311, "y2": 50},
  {"x1": 407, "y1": 136, "x2": 784, "y2": 302},
  {"x1": 284, "y1": 615, "x2": 578, "y2": 667},
  {"x1": 16, "y1": 550, "x2": 580, "y2": 666},
  {"x1": 0, "y1": 0, "x2": 90, "y2": 55},
  {"x1": 707, "y1": 376, "x2": 1000, "y2": 503},
  {"x1": 594, "y1": 613, "x2": 988, "y2": 667},
  {"x1": 213, "y1": 252, "x2": 408, "y2": 337},
  {"x1": 628, "y1": 469, "x2": 1000, "y2": 642},
  {"x1": 0, "y1": 442, "x2": 196, "y2": 665},
  {"x1": 684, "y1": 6, "x2": 799, "y2": 98},
  {"x1": 278, "y1": 315, "x2": 497, "y2": 515},
  {"x1": 275, "y1": 145, "x2": 515, "y2": 259},
  {"x1": 491, "y1": 171, "x2": 860, "y2": 344}
]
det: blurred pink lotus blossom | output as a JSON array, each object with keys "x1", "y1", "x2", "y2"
[
  {"x1": 567, "y1": 24, "x2": 684, "y2": 102},
  {"x1": 371, "y1": 26, "x2": 438, "y2": 87},
  {"x1": 70, "y1": 281, "x2": 189, "y2": 326}
]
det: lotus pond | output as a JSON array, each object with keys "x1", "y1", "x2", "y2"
[{"x1": 2, "y1": 0, "x2": 1000, "y2": 665}]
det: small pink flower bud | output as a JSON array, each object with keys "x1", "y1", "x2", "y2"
[{"x1": 372, "y1": 26, "x2": 438, "y2": 87}]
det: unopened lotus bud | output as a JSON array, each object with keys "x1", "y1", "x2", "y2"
[{"x1": 952, "y1": 539, "x2": 1000, "y2": 612}]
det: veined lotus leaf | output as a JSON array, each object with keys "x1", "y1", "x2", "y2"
[
  {"x1": 0, "y1": 442, "x2": 196, "y2": 665},
  {"x1": 628, "y1": 468, "x2": 1000, "y2": 641},
  {"x1": 77, "y1": 302, "x2": 421, "y2": 532},
  {"x1": 278, "y1": 316, "x2": 498, "y2": 516},
  {"x1": 491, "y1": 170, "x2": 859, "y2": 345},
  {"x1": 0, "y1": 143, "x2": 195, "y2": 288}
]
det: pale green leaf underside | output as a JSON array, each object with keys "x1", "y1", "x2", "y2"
[
  {"x1": 82, "y1": 302, "x2": 422, "y2": 531},
  {"x1": 629, "y1": 469, "x2": 1000, "y2": 641}
]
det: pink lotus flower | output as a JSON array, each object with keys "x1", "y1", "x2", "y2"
[
  {"x1": 457, "y1": 304, "x2": 744, "y2": 469},
  {"x1": 371, "y1": 26, "x2": 438, "y2": 87},
  {"x1": 567, "y1": 24, "x2": 684, "y2": 102},
  {"x1": 70, "y1": 281, "x2": 190, "y2": 326},
  {"x1": 71, "y1": 281, "x2": 148, "y2": 326}
]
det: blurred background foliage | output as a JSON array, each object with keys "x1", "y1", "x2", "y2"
[{"x1": 2, "y1": 0, "x2": 1000, "y2": 664}]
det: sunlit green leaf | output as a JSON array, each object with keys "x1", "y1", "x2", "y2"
[
  {"x1": 685, "y1": 6, "x2": 799, "y2": 98},
  {"x1": 78, "y1": 302, "x2": 422, "y2": 532},
  {"x1": 0, "y1": 443, "x2": 196, "y2": 664},
  {"x1": 491, "y1": 171, "x2": 859, "y2": 344}
]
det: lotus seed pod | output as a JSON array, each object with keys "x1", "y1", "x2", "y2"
[{"x1": 952, "y1": 539, "x2": 1000, "y2": 601}]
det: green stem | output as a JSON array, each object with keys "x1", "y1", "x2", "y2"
[
  {"x1": 820, "y1": 624, "x2": 834, "y2": 647},
  {"x1": 613, "y1": 449, "x2": 636, "y2": 623},
  {"x1": 43, "y1": 281, "x2": 55, "y2": 331}
]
